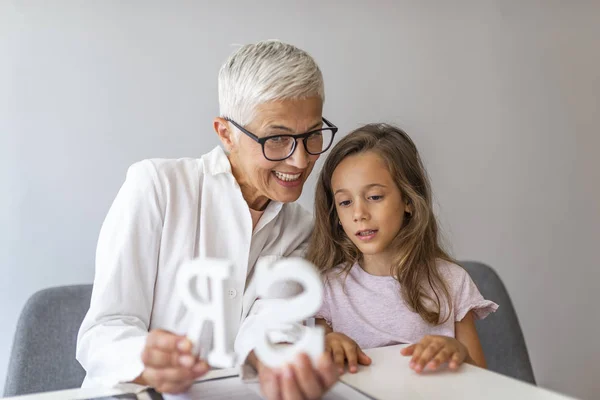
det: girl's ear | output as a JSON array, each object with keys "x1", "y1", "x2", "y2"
[{"x1": 404, "y1": 200, "x2": 413, "y2": 216}]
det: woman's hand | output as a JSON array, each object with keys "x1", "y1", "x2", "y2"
[
  {"x1": 400, "y1": 335, "x2": 470, "y2": 372},
  {"x1": 249, "y1": 352, "x2": 339, "y2": 400},
  {"x1": 325, "y1": 332, "x2": 371, "y2": 374},
  {"x1": 134, "y1": 329, "x2": 210, "y2": 393}
]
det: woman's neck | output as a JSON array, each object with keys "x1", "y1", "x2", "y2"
[
  {"x1": 361, "y1": 251, "x2": 394, "y2": 276},
  {"x1": 239, "y1": 182, "x2": 270, "y2": 211},
  {"x1": 228, "y1": 155, "x2": 270, "y2": 211}
]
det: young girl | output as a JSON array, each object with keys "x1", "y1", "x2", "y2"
[{"x1": 307, "y1": 123, "x2": 498, "y2": 375}]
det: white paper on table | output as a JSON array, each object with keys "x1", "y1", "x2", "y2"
[{"x1": 161, "y1": 375, "x2": 374, "y2": 400}]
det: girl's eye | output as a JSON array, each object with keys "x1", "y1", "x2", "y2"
[
  {"x1": 369, "y1": 195, "x2": 383, "y2": 201},
  {"x1": 338, "y1": 200, "x2": 351, "y2": 207}
]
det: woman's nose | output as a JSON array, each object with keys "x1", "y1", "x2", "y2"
[{"x1": 285, "y1": 140, "x2": 309, "y2": 169}]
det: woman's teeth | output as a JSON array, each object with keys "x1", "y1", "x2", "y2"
[{"x1": 274, "y1": 171, "x2": 302, "y2": 181}]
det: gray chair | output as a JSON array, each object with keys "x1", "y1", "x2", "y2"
[
  {"x1": 460, "y1": 261, "x2": 536, "y2": 384},
  {"x1": 3, "y1": 285, "x2": 92, "y2": 397}
]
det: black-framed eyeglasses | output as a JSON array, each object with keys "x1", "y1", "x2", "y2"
[{"x1": 225, "y1": 117, "x2": 338, "y2": 161}]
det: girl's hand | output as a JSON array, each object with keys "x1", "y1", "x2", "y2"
[
  {"x1": 400, "y1": 335, "x2": 469, "y2": 373},
  {"x1": 325, "y1": 332, "x2": 372, "y2": 374}
]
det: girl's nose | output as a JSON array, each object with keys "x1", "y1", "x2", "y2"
[{"x1": 353, "y1": 200, "x2": 369, "y2": 222}]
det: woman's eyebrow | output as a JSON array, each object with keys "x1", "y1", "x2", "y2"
[
  {"x1": 267, "y1": 121, "x2": 322, "y2": 133},
  {"x1": 268, "y1": 124, "x2": 293, "y2": 132}
]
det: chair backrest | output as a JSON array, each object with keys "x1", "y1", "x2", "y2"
[
  {"x1": 3, "y1": 284, "x2": 92, "y2": 397},
  {"x1": 460, "y1": 261, "x2": 536, "y2": 384}
]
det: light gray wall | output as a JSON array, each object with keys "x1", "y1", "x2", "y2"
[{"x1": 1, "y1": 1, "x2": 598, "y2": 399}]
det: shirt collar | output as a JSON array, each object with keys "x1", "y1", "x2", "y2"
[{"x1": 203, "y1": 146, "x2": 232, "y2": 176}]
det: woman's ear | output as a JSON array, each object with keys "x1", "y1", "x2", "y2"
[{"x1": 213, "y1": 117, "x2": 236, "y2": 152}]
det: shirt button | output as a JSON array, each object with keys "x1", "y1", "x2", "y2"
[{"x1": 228, "y1": 288, "x2": 237, "y2": 299}]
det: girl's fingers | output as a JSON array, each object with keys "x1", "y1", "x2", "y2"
[
  {"x1": 331, "y1": 344, "x2": 346, "y2": 374},
  {"x1": 414, "y1": 342, "x2": 442, "y2": 372},
  {"x1": 449, "y1": 351, "x2": 465, "y2": 370},
  {"x1": 404, "y1": 337, "x2": 469, "y2": 372},
  {"x1": 400, "y1": 344, "x2": 416, "y2": 356},
  {"x1": 427, "y1": 349, "x2": 452, "y2": 370},
  {"x1": 343, "y1": 346, "x2": 359, "y2": 373},
  {"x1": 409, "y1": 342, "x2": 426, "y2": 367},
  {"x1": 357, "y1": 348, "x2": 372, "y2": 366}
]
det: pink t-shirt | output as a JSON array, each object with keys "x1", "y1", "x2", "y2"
[{"x1": 316, "y1": 260, "x2": 498, "y2": 349}]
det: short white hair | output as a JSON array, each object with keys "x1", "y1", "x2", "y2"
[{"x1": 218, "y1": 40, "x2": 325, "y2": 128}]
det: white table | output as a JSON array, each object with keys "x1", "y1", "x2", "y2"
[
  {"x1": 4, "y1": 345, "x2": 578, "y2": 400},
  {"x1": 340, "y1": 345, "x2": 576, "y2": 400}
]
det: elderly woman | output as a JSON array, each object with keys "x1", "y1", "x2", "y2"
[{"x1": 76, "y1": 40, "x2": 338, "y2": 399}]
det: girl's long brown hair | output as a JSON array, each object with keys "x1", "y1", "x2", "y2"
[{"x1": 307, "y1": 123, "x2": 455, "y2": 325}]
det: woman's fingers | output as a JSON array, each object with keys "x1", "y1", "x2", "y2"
[
  {"x1": 192, "y1": 360, "x2": 211, "y2": 377},
  {"x1": 140, "y1": 330, "x2": 209, "y2": 392},
  {"x1": 142, "y1": 347, "x2": 174, "y2": 368},
  {"x1": 142, "y1": 343, "x2": 202, "y2": 370},
  {"x1": 280, "y1": 364, "x2": 302, "y2": 400},
  {"x1": 151, "y1": 365, "x2": 195, "y2": 383},
  {"x1": 258, "y1": 366, "x2": 281, "y2": 400},
  {"x1": 144, "y1": 330, "x2": 195, "y2": 368},
  {"x1": 146, "y1": 330, "x2": 188, "y2": 352},
  {"x1": 316, "y1": 352, "x2": 339, "y2": 390},
  {"x1": 142, "y1": 366, "x2": 194, "y2": 392},
  {"x1": 292, "y1": 354, "x2": 325, "y2": 400}
]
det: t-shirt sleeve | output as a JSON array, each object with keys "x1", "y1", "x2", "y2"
[
  {"x1": 453, "y1": 267, "x2": 499, "y2": 322},
  {"x1": 314, "y1": 279, "x2": 332, "y2": 326}
]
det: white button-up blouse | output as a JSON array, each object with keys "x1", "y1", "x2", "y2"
[{"x1": 76, "y1": 146, "x2": 313, "y2": 387}]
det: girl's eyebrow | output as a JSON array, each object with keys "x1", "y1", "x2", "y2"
[
  {"x1": 334, "y1": 183, "x2": 387, "y2": 195},
  {"x1": 365, "y1": 183, "x2": 387, "y2": 189}
]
